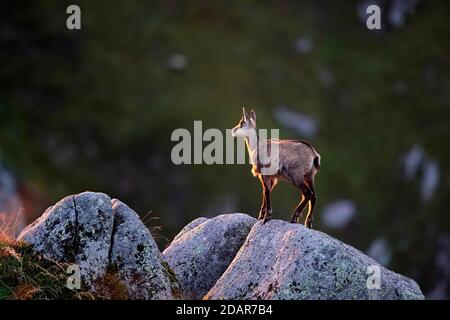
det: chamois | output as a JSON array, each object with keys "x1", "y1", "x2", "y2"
[{"x1": 231, "y1": 108, "x2": 321, "y2": 228}]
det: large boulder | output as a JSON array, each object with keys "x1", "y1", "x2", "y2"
[
  {"x1": 110, "y1": 199, "x2": 179, "y2": 299},
  {"x1": 18, "y1": 191, "x2": 179, "y2": 299},
  {"x1": 163, "y1": 213, "x2": 256, "y2": 299},
  {"x1": 18, "y1": 192, "x2": 113, "y2": 288},
  {"x1": 205, "y1": 219, "x2": 424, "y2": 300}
]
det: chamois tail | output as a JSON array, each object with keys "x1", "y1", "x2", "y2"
[{"x1": 313, "y1": 154, "x2": 321, "y2": 170}]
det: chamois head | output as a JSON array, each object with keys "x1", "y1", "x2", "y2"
[{"x1": 231, "y1": 108, "x2": 257, "y2": 138}]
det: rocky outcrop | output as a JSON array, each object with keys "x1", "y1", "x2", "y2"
[
  {"x1": 18, "y1": 191, "x2": 178, "y2": 299},
  {"x1": 204, "y1": 219, "x2": 424, "y2": 300},
  {"x1": 17, "y1": 193, "x2": 425, "y2": 300},
  {"x1": 110, "y1": 199, "x2": 178, "y2": 299},
  {"x1": 163, "y1": 213, "x2": 256, "y2": 299}
]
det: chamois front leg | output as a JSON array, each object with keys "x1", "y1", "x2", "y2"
[
  {"x1": 259, "y1": 176, "x2": 274, "y2": 224},
  {"x1": 258, "y1": 187, "x2": 266, "y2": 220},
  {"x1": 263, "y1": 187, "x2": 272, "y2": 223}
]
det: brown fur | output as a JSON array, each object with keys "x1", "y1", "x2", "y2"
[{"x1": 232, "y1": 108, "x2": 321, "y2": 228}]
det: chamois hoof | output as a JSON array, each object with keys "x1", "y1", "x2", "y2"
[
  {"x1": 305, "y1": 221, "x2": 313, "y2": 229},
  {"x1": 290, "y1": 219, "x2": 299, "y2": 224},
  {"x1": 262, "y1": 217, "x2": 271, "y2": 224}
]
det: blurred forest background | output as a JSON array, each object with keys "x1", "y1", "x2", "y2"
[{"x1": 0, "y1": 0, "x2": 449, "y2": 299}]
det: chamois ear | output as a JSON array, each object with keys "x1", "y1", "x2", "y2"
[
  {"x1": 242, "y1": 107, "x2": 248, "y2": 120},
  {"x1": 250, "y1": 109, "x2": 256, "y2": 121}
]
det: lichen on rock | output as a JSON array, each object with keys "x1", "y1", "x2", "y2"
[
  {"x1": 109, "y1": 199, "x2": 179, "y2": 299},
  {"x1": 18, "y1": 192, "x2": 113, "y2": 289},
  {"x1": 204, "y1": 219, "x2": 424, "y2": 300},
  {"x1": 17, "y1": 192, "x2": 179, "y2": 299},
  {"x1": 163, "y1": 213, "x2": 256, "y2": 299}
]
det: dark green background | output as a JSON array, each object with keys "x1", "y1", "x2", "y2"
[{"x1": 1, "y1": 1, "x2": 449, "y2": 298}]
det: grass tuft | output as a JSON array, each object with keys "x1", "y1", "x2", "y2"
[{"x1": 0, "y1": 233, "x2": 130, "y2": 300}]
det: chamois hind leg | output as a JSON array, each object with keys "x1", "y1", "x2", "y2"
[
  {"x1": 290, "y1": 182, "x2": 312, "y2": 223},
  {"x1": 290, "y1": 193, "x2": 306, "y2": 223},
  {"x1": 304, "y1": 177, "x2": 317, "y2": 229},
  {"x1": 258, "y1": 175, "x2": 269, "y2": 220}
]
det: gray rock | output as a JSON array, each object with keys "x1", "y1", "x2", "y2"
[
  {"x1": 388, "y1": 0, "x2": 418, "y2": 28},
  {"x1": 74, "y1": 192, "x2": 115, "y2": 287},
  {"x1": 293, "y1": 37, "x2": 314, "y2": 55},
  {"x1": 274, "y1": 106, "x2": 319, "y2": 138},
  {"x1": 163, "y1": 213, "x2": 256, "y2": 299},
  {"x1": 402, "y1": 144, "x2": 425, "y2": 180},
  {"x1": 110, "y1": 199, "x2": 179, "y2": 299},
  {"x1": 205, "y1": 219, "x2": 424, "y2": 300},
  {"x1": 18, "y1": 192, "x2": 114, "y2": 289},
  {"x1": 167, "y1": 53, "x2": 188, "y2": 71},
  {"x1": 18, "y1": 192, "x2": 179, "y2": 299},
  {"x1": 420, "y1": 159, "x2": 440, "y2": 203},
  {"x1": 321, "y1": 199, "x2": 356, "y2": 229},
  {"x1": 366, "y1": 238, "x2": 392, "y2": 267},
  {"x1": 400, "y1": 145, "x2": 440, "y2": 202},
  {"x1": 172, "y1": 217, "x2": 208, "y2": 243}
]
